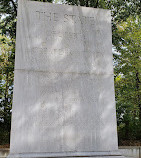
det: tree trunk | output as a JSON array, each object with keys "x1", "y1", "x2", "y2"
[
  {"x1": 95, "y1": 0, "x2": 99, "y2": 8},
  {"x1": 135, "y1": 71, "x2": 141, "y2": 124},
  {"x1": 4, "y1": 73, "x2": 9, "y2": 130}
]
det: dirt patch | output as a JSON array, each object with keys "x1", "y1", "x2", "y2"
[
  {"x1": 0, "y1": 144, "x2": 10, "y2": 149},
  {"x1": 119, "y1": 140, "x2": 141, "y2": 146}
]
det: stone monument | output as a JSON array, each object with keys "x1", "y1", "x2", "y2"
[{"x1": 8, "y1": 0, "x2": 123, "y2": 158}]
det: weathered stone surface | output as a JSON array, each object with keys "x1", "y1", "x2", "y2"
[
  {"x1": 10, "y1": 70, "x2": 117, "y2": 153},
  {"x1": 8, "y1": 0, "x2": 119, "y2": 157},
  {"x1": 15, "y1": 0, "x2": 113, "y2": 74},
  {"x1": 8, "y1": 152, "x2": 124, "y2": 158}
]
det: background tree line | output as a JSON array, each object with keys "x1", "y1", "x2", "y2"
[{"x1": 0, "y1": 0, "x2": 140, "y2": 146}]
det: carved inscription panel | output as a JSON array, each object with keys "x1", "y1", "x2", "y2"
[
  {"x1": 10, "y1": 0, "x2": 118, "y2": 154},
  {"x1": 15, "y1": 1, "x2": 113, "y2": 74},
  {"x1": 11, "y1": 70, "x2": 117, "y2": 153}
]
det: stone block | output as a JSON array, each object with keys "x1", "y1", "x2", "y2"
[{"x1": 8, "y1": 1, "x2": 120, "y2": 158}]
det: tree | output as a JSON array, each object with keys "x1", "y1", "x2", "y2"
[
  {"x1": 115, "y1": 16, "x2": 141, "y2": 144},
  {"x1": 0, "y1": 0, "x2": 17, "y2": 39},
  {"x1": 0, "y1": 35, "x2": 15, "y2": 145},
  {"x1": 0, "y1": 0, "x2": 17, "y2": 145},
  {"x1": 0, "y1": 0, "x2": 141, "y2": 145}
]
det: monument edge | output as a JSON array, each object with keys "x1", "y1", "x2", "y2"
[
  {"x1": 26, "y1": 0, "x2": 111, "y2": 13},
  {"x1": 7, "y1": 151, "x2": 123, "y2": 158}
]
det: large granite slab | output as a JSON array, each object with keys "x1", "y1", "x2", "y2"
[{"x1": 8, "y1": 0, "x2": 121, "y2": 158}]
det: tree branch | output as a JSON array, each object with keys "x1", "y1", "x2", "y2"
[{"x1": 10, "y1": 0, "x2": 17, "y2": 15}]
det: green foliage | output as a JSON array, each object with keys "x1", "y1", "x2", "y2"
[
  {"x1": 0, "y1": 0, "x2": 141, "y2": 146},
  {"x1": 0, "y1": 0, "x2": 16, "y2": 145},
  {"x1": 0, "y1": 129, "x2": 10, "y2": 145},
  {"x1": 115, "y1": 16, "x2": 141, "y2": 143},
  {"x1": 0, "y1": 35, "x2": 15, "y2": 145},
  {"x1": 0, "y1": 0, "x2": 17, "y2": 39}
]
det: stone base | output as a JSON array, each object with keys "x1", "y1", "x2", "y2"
[{"x1": 7, "y1": 151, "x2": 124, "y2": 158}]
